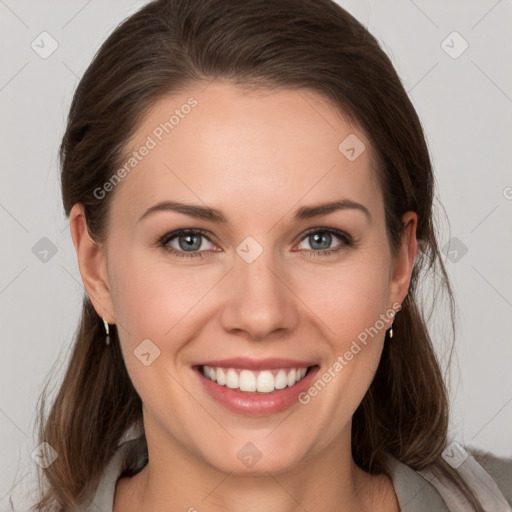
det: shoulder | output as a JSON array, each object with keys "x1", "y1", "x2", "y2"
[
  {"x1": 385, "y1": 447, "x2": 512, "y2": 512},
  {"x1": 6, "y1": 436, "x2": 147, "y2": 512},
  {"x1": 417, "y1": 445, "x2": 512, "y2": 511},
  {"x1": 469, "y1": 447, "x2": 512, "y2": 506}
]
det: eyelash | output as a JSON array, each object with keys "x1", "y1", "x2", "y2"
[{"x1": 157, "y1": 227, "x2": 353, "y2": 260}]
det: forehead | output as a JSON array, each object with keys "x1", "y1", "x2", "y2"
[{"x1": 110, "y1": 80, "x2": 382, "y2": 225}]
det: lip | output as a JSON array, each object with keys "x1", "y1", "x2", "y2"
[
  {"x1": 193, "y1": 363, "x2": 320, "y2": 417},
  {"x1": 192, "y1": 357, "x2": 318, "y2": 371}
]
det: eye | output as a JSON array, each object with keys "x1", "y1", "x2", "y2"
[
  {"x1": 157, "y1": 227, "x2": 353, "y2": 259},
  {"x1": 295, "y1": 228, "x2": 352, "y2": 257},
  {"x1": 158, "y1": 229, "x2": 217, "y2": 259}
]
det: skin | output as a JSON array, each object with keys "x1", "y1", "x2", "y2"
[{"x1": 70, "y1": 80, "x2": 418, "y2": 512}]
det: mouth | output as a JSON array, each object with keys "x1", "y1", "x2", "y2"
[
  {"x1": 192, "y1": 363, "x2": 320, "y2": 416},
  {"x1": 194, "y1": 364, "x2": 314, "y2": 393}
]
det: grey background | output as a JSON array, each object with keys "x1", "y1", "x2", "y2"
[{"x1": 1, "y1": 0, "x2": 511, "y2": 507}]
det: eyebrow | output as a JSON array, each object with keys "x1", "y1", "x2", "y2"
[{"x1": 137, "y1": 199, "x2": 371, "y2": 224}]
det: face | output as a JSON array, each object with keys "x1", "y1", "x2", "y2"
[{"x1": 71, "y1": 80, "x2": 417, "y2": 475}]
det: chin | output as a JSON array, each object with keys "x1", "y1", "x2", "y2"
[{"x1": 201, "y1": 443, "x2": 305, "y2": 476}]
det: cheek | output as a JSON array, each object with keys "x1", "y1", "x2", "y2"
[
  {"x1": 295, "y1": 254, "x2": 391, "y2": 344},
  {"x1": 295, "y1": 263, "x2": 391, "y2": 429},
  {"x1": 108, "y1": 253, "x2": 201, "y2": 410},
  {"x1": 109, "y1": 248, "x2": 212, "y2": 339}
]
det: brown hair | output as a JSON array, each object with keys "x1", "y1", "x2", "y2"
[{"x1": 30, "y1": 0, "x2": 483, "y2": 510}]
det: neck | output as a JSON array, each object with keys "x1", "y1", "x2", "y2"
[{"x1": 114, "y1": 423, "x2": 397, "y2": 512}]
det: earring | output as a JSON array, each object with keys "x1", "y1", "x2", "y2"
[
  {"x1": 387, "y1": 303, "x2": 401, "y2": 340},
  {"x1": 103, "y1": 316, "x2": 110, "y2": 346}
]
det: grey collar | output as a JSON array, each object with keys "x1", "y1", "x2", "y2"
[
  {"x1": 384, "y1": 454, "x2": 451, "y2": 511},
  {"x1": 83, "y1": 434, "x2": 451, "y2": 512}
]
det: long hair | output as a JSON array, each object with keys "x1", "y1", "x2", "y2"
[{"x1": 31, "y1": 0, "x2": 484, "y2": 510}]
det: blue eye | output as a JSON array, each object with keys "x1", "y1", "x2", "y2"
[
  {"x1": 297, "y1": 228, "x2": 352, "y2": 257},
  {"x1": 157, "y1": 227, "x2": 352, "y2": 259},
  {"x1": 158, "y1": 229, "x2": 215, "y2": 259}
]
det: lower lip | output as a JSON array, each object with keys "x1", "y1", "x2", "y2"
[{"x1": 193, "y1": 365, "x2": 320, "y2": 417}]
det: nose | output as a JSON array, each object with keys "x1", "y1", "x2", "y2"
[{"x1": 220, "y1": 246, "x2": 299, "y2": 341}]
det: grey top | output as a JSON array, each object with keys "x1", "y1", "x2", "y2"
[
  {"x1": 75, "y1": 424, "x2": 511, "y2": 512},
  {"x1": 8, "y1": 424, "x2": 512, "y2": 512}
]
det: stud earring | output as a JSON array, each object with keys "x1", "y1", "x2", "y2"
[
  {"x1": 103, "y1": 316, "x2": 110, "y2": 346},
  {"x1": 389, "y1": 325, "x2": 393, "y2": 339}
]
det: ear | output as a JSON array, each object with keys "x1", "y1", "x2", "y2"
[
  {"x1": 389, "y1": 211, "x2": 419, "y2": 305},
  {"x1": 69, "y1": 203, "x2": 115, "y2": 324}
]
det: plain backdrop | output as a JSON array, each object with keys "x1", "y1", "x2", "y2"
[{"x1": 1, "y1": 0, "x2": 511, "y2": 506}]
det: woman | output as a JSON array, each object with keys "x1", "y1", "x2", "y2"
[{"x1": 18, "y1": 0, "x2": 511, "y2": 511}]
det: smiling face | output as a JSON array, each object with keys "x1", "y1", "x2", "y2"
[{"x1": 71, "y1": 80, "x2": 417, "y2": 476}]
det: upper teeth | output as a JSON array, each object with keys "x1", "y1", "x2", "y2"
[{"x1": 202, "y1": 366, "x2": 308, "y2": 393}]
